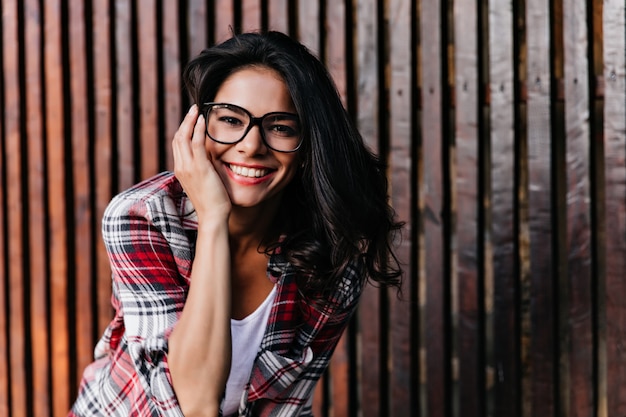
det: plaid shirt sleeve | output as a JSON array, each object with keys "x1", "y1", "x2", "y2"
[{"x1": 70, "y1": 173, "x2": 194, "y2": 417}]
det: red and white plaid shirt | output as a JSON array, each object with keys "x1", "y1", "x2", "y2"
[{"x1": 69, "y1": 172, "x2": 363, "y2": 417}]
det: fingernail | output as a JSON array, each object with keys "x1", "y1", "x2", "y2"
[{"x1": 188, "y1": 104, "x2": 197, "y2": 114}]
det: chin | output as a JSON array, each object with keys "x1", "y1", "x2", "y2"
[{"x1": 228, "y1": 190, "x2": 283, "y2": 211}]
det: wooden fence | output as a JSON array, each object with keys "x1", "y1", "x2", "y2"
[{"x1": 1, "y1": 0, "x2": 625, "y2": 416}]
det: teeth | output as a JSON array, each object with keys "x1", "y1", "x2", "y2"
[{"x1": 229, "y1": 164, "x2": 269, "y2": 178}]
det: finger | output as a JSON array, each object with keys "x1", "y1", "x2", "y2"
[
  {"x1": 173, "y1": 105, "x2": 199, "y2": 162},
  {"x1": 173, "y1": 107, "x2": 200, "y2": 176},
  {"x1": 190, "y1": 115, "x2": 207, "y2": 155},
  {"x1": 173, "y1": 105, "x2": 199, "y2": 147}
]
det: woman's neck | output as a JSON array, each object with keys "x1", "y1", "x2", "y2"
[{"x1": 227, "y1": 197, "x2": 282, "y2": 254}]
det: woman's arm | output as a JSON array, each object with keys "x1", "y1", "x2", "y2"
[{"x1": 168, "y1": 105, "x2": 233, "y2": 417}]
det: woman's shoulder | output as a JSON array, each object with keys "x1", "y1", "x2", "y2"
[
  {"x1": 113, "y1": 171, "x2": 182, "y2": 202},
  {"x1": 104, "y1": 171, "x2": 191, "y2": 223}
]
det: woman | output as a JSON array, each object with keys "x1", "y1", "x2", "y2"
[{"x1": 70, "y1": 31, "x2": 402, "y2": 417}]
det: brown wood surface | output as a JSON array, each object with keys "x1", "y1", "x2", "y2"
[
  {"x1": 324, "y1": 0, "x2": 347, "y2": 109},
  {"x1": 355, "y1": 2, "x2": 382, "y2": 416},
  {"x1": 162, "y1": 0, "x2": 181, "y2": 172},
  {"x1": 214, "y1": 0, "x2": 235, "y2": 43},
  {"x1": 138, "y1": 0, "x2": 159, "y2": 180},
  {"x1": 421, "y1": 0, "x2": 448, "y2": 415},
  {"x1": 69, "y1": 0, "x2": 95, "y2": 391},
  {"x1": 44, "y1": 0, "x2": 71, "y2": 413},
  {"x1": 296, "y1": 0, "x2": 320, "y2": 57},
  {"x1": 25, "y1": 0, "x2": 51, "y2": 414},
  {"x1": 0, "y1": 62, "x2": 8, "y2": 416},
  {"x1": 603, "y1": 1, "x2": 626, "y2": 415},
  {"x1": 4, "y1": 1, "x2": 28, "y2": 415},
  {"x1": 563, "y1": 1, "x2": 594, "y2": 416},
  {"x1": 115, "y1": 0, "x2": 136, "y2": 191},
  {"x1": 242, "y1": 0, "x2": 262, "y2": 32},
  {"x1": 526, "y1": 0, "x2": 556, "y2": 414},
  {"x1": 453, "y1": 0, "x2": 482, "y2": 415},
  {"x1": 388, "y1": 0, "x2": 412, "y2": 416},
  {"x1": 0, "y1": 137, "x2": 7, "y2": 416},
  {"x1": 92, "y1": 0, "x2": 115, "y2": 339},
  {"x1": 489, "y1": 0, "x2": 520, "y2": 415},
  {"x1": 267, "y1": 0, "x2": 289, "y2": 34},
  {"x1": 187, "y1": 0, "x2": 208, "y2": 57},
  {"x1": 588, "y1": 4, "x2": 606, "y2": 417}
]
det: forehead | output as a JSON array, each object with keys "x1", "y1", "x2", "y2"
[{"x1": 214, "y1": 66, "x2": 296, "y2": 115}]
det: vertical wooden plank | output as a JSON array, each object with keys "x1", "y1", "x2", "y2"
[
  {"x1": 603, "y1": 0, "x2": 626, "y2": 415},
  {"x1": 550, "y1": 1, "x2": 570, "y2": 415},
  {"x1": 587, "y1": 3, "x2": 605, "y2": 417},
  {"x1": 324, "y1": 0, "x2": 347, "y2": 107},
  {"x1": 267, "y1": 0, "x2": 288, "y2": 33},
  {"x1": 93, "y1": 0, "x2": 114, "y2": 339},
  {"x1": 115, "y1": 0, "x2": 135, "y2": 191},
  {"x1": 453, "y1": 0, "x2": 482, "y2": 415},
  {"x1": 137, "y1": 0, "x2": 159, "y2": 179},
  {"x1": 0, "y1": 140, "x2": 7, "y2": 416},
  {"x1": 488, "y1": 0, "x2": 519, "y2": 415},
  {"x1": 311, "y1": 373, "x2": 325, "y2": 416},
  {"x1": 590, "y1": 1, "x2": 606, "y2": 416},
  {"x1": 241, "y1": 0, "x2": 262, "y2": 32},
  {"x1": 3, "y1": 0, "x2": 28, "y2": 414},
  {"x1": 0, "y1": 72, "x2": 8, "y2": 416},
  {"x1": 68, "y1": 0, "x2": 94, "y2": 391},
  {"x1": 24, "y1": 0, "x2": 50, "y2": 414},
  {"x1": 563, "y1": 0, "x2": 594, "y2": 415},
  {"x1": 162, "y1": 0, "x2": 181, "y2": 171},
  {"x1": 421, "y1": 0, "x2": 448, "y2": 414},
  {"x1": 187, "y1": 0, "x2": 208, "y2": 56},
  {"x1": 296, "y1": 0, "x2": 319, "y2": 57},
  {"x1": 513, "y1": 3, "x2": 532, "y2": 417},
  {"x1": 214, "y1": 0, "x2": 235, "y2": 43},
  {"x1": 328, "y1": 333, "x2": 349, "y2": 417},
  {"x1": 388, "y1": 0, "x2": 412, "y2": 416},
  {"x1": 526, "y1": 0, "x2": 556, "y2": 414},
  {"x1": 355, "y1": 1, "x2": 381, "y2": 415},
  {"x1": 44, "y1": 0, "x2": 70, "y2": 413}
]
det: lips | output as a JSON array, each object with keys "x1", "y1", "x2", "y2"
[{"x1": 228, "y1": 163, "x2": 272, "y2": 178}]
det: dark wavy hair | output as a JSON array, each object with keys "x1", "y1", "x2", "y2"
[{"x1": 183, "y1": 31, "x2": 402, "y2": 303}]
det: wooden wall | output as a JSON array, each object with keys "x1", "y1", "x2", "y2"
[{"x1": 1, "y1": 0, "x2": 624, "y2": 416}]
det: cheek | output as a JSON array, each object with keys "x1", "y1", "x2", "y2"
[
  {"x1": 205, "y1": 140, "x2": 225, "y2": 162},
  {"x1": 280, "y1": 156, "x2": 300, "y2": 177}
]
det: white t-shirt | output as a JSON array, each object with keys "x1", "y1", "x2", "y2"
[{"x1": 221, "y1": 285, "x2": 277, "y2": 416}]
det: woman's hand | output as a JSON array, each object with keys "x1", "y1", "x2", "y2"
[{"x1": 172, "y1": 104, "x2": 231, "y2": 222}]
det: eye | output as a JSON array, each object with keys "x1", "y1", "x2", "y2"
[
  {"x1": 218, "y1": 115, "x2": 245, "y2": 126},
  {"x1": 269, "y1": 124, "x2": 297, "y2": 136},
  {"x1": 264, "y1": 115, "x2": 300, "y2": 137},
  {"x1": 209, "y1": 106, "x2": 248, "y2": 128}
]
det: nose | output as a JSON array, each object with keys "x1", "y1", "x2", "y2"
[{"x1": 236, "y1": 123, "x2": 268, "y2": 155}]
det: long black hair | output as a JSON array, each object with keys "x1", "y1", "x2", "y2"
[{"x1": 183, "y1": 31, "x2": 403, "y2": 303}]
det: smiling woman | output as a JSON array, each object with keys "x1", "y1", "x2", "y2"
[{"x1": 68, "y1": 31, "x2": 402, "y2": 417}]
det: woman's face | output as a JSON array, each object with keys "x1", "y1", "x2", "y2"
[{"x1": 205, "y1": 66, "x2": 300, "y2": 209}]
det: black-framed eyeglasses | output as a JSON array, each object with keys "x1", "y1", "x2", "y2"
[{"x1": 202, "y1": 102, "x2": 302, "y2": 153}]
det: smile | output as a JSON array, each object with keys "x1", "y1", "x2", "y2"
[{"x1": 228, "y1": 164, "x2": 271, "y2": 178}]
